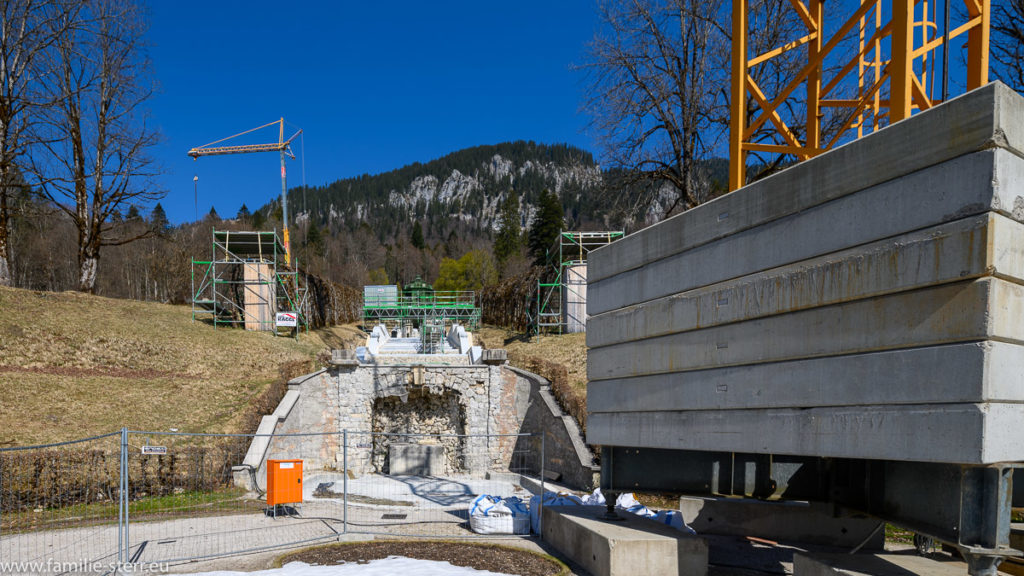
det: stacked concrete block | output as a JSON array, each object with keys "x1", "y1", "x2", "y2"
[{"x1": 587, "y1": 82, "x2": 1024, "y2": 464}]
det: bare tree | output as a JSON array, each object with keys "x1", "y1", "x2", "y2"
[
  {"x1": 582, "y1": 0, "x2": 723, "y2": 219},
  {"x1": 580, "y1": 0, "x2": 808, "y2": 221},
  {"x1": 32, "y1": 0, "x2": 161, "y2": 293},
  {"x1": 0, "y1": 0, "x2": 74, "y2": 286},
  {"x1": 992, "y1": 0, "x2": 1024, "y2": 91}
]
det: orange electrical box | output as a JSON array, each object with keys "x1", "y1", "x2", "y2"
[{"x1": 266, "y1": 459, "x2": 303, "y2": 506}]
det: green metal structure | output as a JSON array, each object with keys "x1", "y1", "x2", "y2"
[
  {"x1": 191, "y1": 229, "x2": 309, "y2": 336},
  {"x1": 361, "y1": 277, "x2": 481, "y2": 333},
  {"x1": 534, "y1": 230, "x2": 624, "y2": 335}
]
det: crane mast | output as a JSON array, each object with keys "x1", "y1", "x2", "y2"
[{"x1": 188, "y1": 118, "x2": 302, "y2": 265}]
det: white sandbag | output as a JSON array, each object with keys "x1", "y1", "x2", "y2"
[
  {"x1": 582, "y1": 487, "x2": 605, "y2": 506},
  {"x1": 529, "y1": 491, "x2": 583, "y2": 534},
  {"x1": 469, "y1": 495, "x2": 530, "y2": 535},
  {"x1": 652, "y1": 510, "x2": 697, "y2": 535}
]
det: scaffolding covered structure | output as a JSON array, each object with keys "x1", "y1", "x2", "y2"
[
  {"x1": 534, "y1": 231, "x2": 624, "y2": 334},
  {"x1": 362, "y1": 279, "x2": 481, "y2": 335},
  {"x1": 191, "y1": 229, "x2": 309, "y2": 334}
]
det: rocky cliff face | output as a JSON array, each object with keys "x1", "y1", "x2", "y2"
[{"x1": 292, "y1": 145, "x2": 605, "y2": 236}]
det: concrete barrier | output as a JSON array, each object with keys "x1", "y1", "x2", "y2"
[
  {"x1": 793, "y1": 551, "x2": 971, "y2": 575},
  {"x1": 677, "y1": 497, "x2": 883, "y2": 549},
  {"x1": 541, "y1": 505, "x2": 708, "y2": 576}
]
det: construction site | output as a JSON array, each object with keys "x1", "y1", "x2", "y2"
[{"x1": 5, "y1": 0, "x2": 1024, "y2": 575}]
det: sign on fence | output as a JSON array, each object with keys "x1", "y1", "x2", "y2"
[
  {"x1": 141, "y1": 445, "x2": 167, "y2": 455},
  {"x1": 276, "y1": 311, "x2": 298, "y2": 327}
]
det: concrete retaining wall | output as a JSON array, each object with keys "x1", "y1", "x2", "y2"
[{"x1": 587, "y1": 82, "x2": 1024, "y2": 465}]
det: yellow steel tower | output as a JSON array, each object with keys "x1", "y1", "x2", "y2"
[{"x1": 730, "y1": 0, "x2": 991, "y2": 191}]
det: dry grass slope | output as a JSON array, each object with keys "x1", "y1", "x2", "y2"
[
  {"x1": 475, "y1": 325, "x2": 589, "y2": 431},
  {"x1": 0, "y1": 286, "x2": 366, "y2": 446}
]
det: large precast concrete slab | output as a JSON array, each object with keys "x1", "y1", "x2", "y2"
[
  {"x1": 587, "y1": 81, "x2": 1024, "y2": 466},
  {"x1": 588, "y1": 213, "x2": 1024, "y2": 349},
  {"x1": 588, "y1": 82, "x2": 1024, "y2": 285},
  {"x1": 589, "y1": 342, "x2": 1024, "y2": 412},
  {"x1": 588, "y1": 402, "x2": 1024, "y2": 464},
  {"x1": 588, "y1": 148, "x2": 1024, "y2": 316},
  {"x1": 589, "y1": 278, "x2": 1024, "y2": 381}
]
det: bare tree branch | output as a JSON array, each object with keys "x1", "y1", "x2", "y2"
[{"x1": 30, "y1": 0, "x2": 162, "y2": 292}]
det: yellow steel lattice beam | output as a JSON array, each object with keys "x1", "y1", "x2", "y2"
[{"x1": 729, "y1": 0, "x2": 991, "y2": 191}]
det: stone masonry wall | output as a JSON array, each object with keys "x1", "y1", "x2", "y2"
[{"x1": 264, "y1": 364, "x2": 528, "y2": 478}]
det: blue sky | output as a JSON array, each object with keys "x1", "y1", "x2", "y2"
[{"x1": 145, "y1": 1, "x2": 600, "y2": 224}]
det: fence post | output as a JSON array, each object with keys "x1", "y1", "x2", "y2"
[
  {"x1": 1, "y1": 448, "x2": 4, "y2": 545},
  {"x1": 342, "y1": 429, "x2": 348, "y2": 534},
  {"x1": 539, "y1": 433, "x2": 545, "y2": 538},
  {"x1": 119, "y1": 427, "x2": 127, "y2": 566}
]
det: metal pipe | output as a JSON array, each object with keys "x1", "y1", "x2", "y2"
[
  {"x1": 942, "y1": 0, "x2": 951, "y2": 100},
  {"x1": 343, "y1": 430, "x2": 348, "y2": 534},
  {"x1": 539, "y1": 434, "x2": 545, "y2": 537}
]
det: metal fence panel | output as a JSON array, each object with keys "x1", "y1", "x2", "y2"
[
  {"x1": 1, "y1": 429, "x2": 542, "y2": 571},
  {"x1": 0, "y1": 433, "x2": 123, "y2": 575}
]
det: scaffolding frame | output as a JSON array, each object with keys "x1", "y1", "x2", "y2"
[
  {"x1": 191, "y1": 229, "x2": 309, "y2": 336},
  {"x1": 533, "y1": 231, "x2": 624, "y2": 335},
  {"x1": 361, "y1": 290, "x2": 482, "y2": 333}
]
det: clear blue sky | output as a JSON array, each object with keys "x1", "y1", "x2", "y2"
[{"x1": 145, "y1": 1, "x2": 600, "y2": 224}]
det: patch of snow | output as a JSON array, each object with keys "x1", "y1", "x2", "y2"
[{"x1": 174, "y1": 558, "x2": 516, "y2": 576}]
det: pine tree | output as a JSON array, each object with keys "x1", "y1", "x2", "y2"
[
  {"x1": 411, "y1": 220, "x2": 425, "y2": 249},
  {"x1": 305, "y1": 221, "x2": 325, "y2": 256},
  {"x1": 236, "y1": 204, "x2": 251, "y2": 221},
  {"x1": 494, "y1": 190, "x2": 521, "y2": 263},
  {"x1": 149, "y1": 203, "x2": 170, "y2": 235},
  {"x1": 207, "y1": 206, "x2": 220, "y2": 221},
  {"x1": 527, "y1": 189, "x2": 564, "y2": 265}
]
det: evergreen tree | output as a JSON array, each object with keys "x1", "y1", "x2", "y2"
[
  {"x1": 252, "y1": 209, "x2": 266, "y2": 230},
  {"x1": 149, "y1": 203, "x2": 170, "y2": 235},
  {"x1": 411, "y1": 220, "x2": 425, "y2": 249},
  {"x1": 305, "y1": 221, "x2": 325, "y2": 256},
  {"x1": 236, "y1": 204, "x2": 251, "y2": 221},
  {"x1": 493, "y1": 190, "x2": 521, "y2": 263},
  {"x1": 207, "y1": 206, "x2": 220, "y2": 221},
  {"x1": 527, "y1": 189, "x2": 564, "y2": 265}
]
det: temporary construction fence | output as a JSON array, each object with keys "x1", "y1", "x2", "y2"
[{"x1": 0, "y1": 429, "x2": 543, "y2": 573}]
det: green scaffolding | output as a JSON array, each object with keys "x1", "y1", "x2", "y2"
[
  {"x1": 191, "y1": 229, "x2": 309, "y2": 337},
  {"x1": 362, "y1": 281, "x2": 481, "y2": 334},
  {"x1": 533, "y1": 230, "x2": 624, "y2": 335}
]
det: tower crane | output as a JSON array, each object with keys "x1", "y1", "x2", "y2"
[{"x1": 188, "y1": 118, "x2": 302, "y2": 265}]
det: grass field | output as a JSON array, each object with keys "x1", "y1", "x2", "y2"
[
  {"x1": 475, "y1": 326, "x2": 588, "y2": 395},
  {"x1": 0, "y1": 286, "x2": 366, "y2": 447}
]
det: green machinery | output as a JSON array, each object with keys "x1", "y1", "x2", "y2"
[
  {"x1": 534, "y1": 231, "x2": 624, "y2": 335},
  {"x1": 362, "y1": 276, "x2": 481, "y2": 335},
  {"x1": 191, "y1": 229, "x2": 309, "y2": 335}
]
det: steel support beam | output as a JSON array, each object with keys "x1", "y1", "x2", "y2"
[{"x1": 602, "y1": 446, "x2": 1020, "y2": 574}]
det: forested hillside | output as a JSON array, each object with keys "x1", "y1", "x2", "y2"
[{"x1": 5, "y1": 140, "x2": 728, "y2": 303}]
